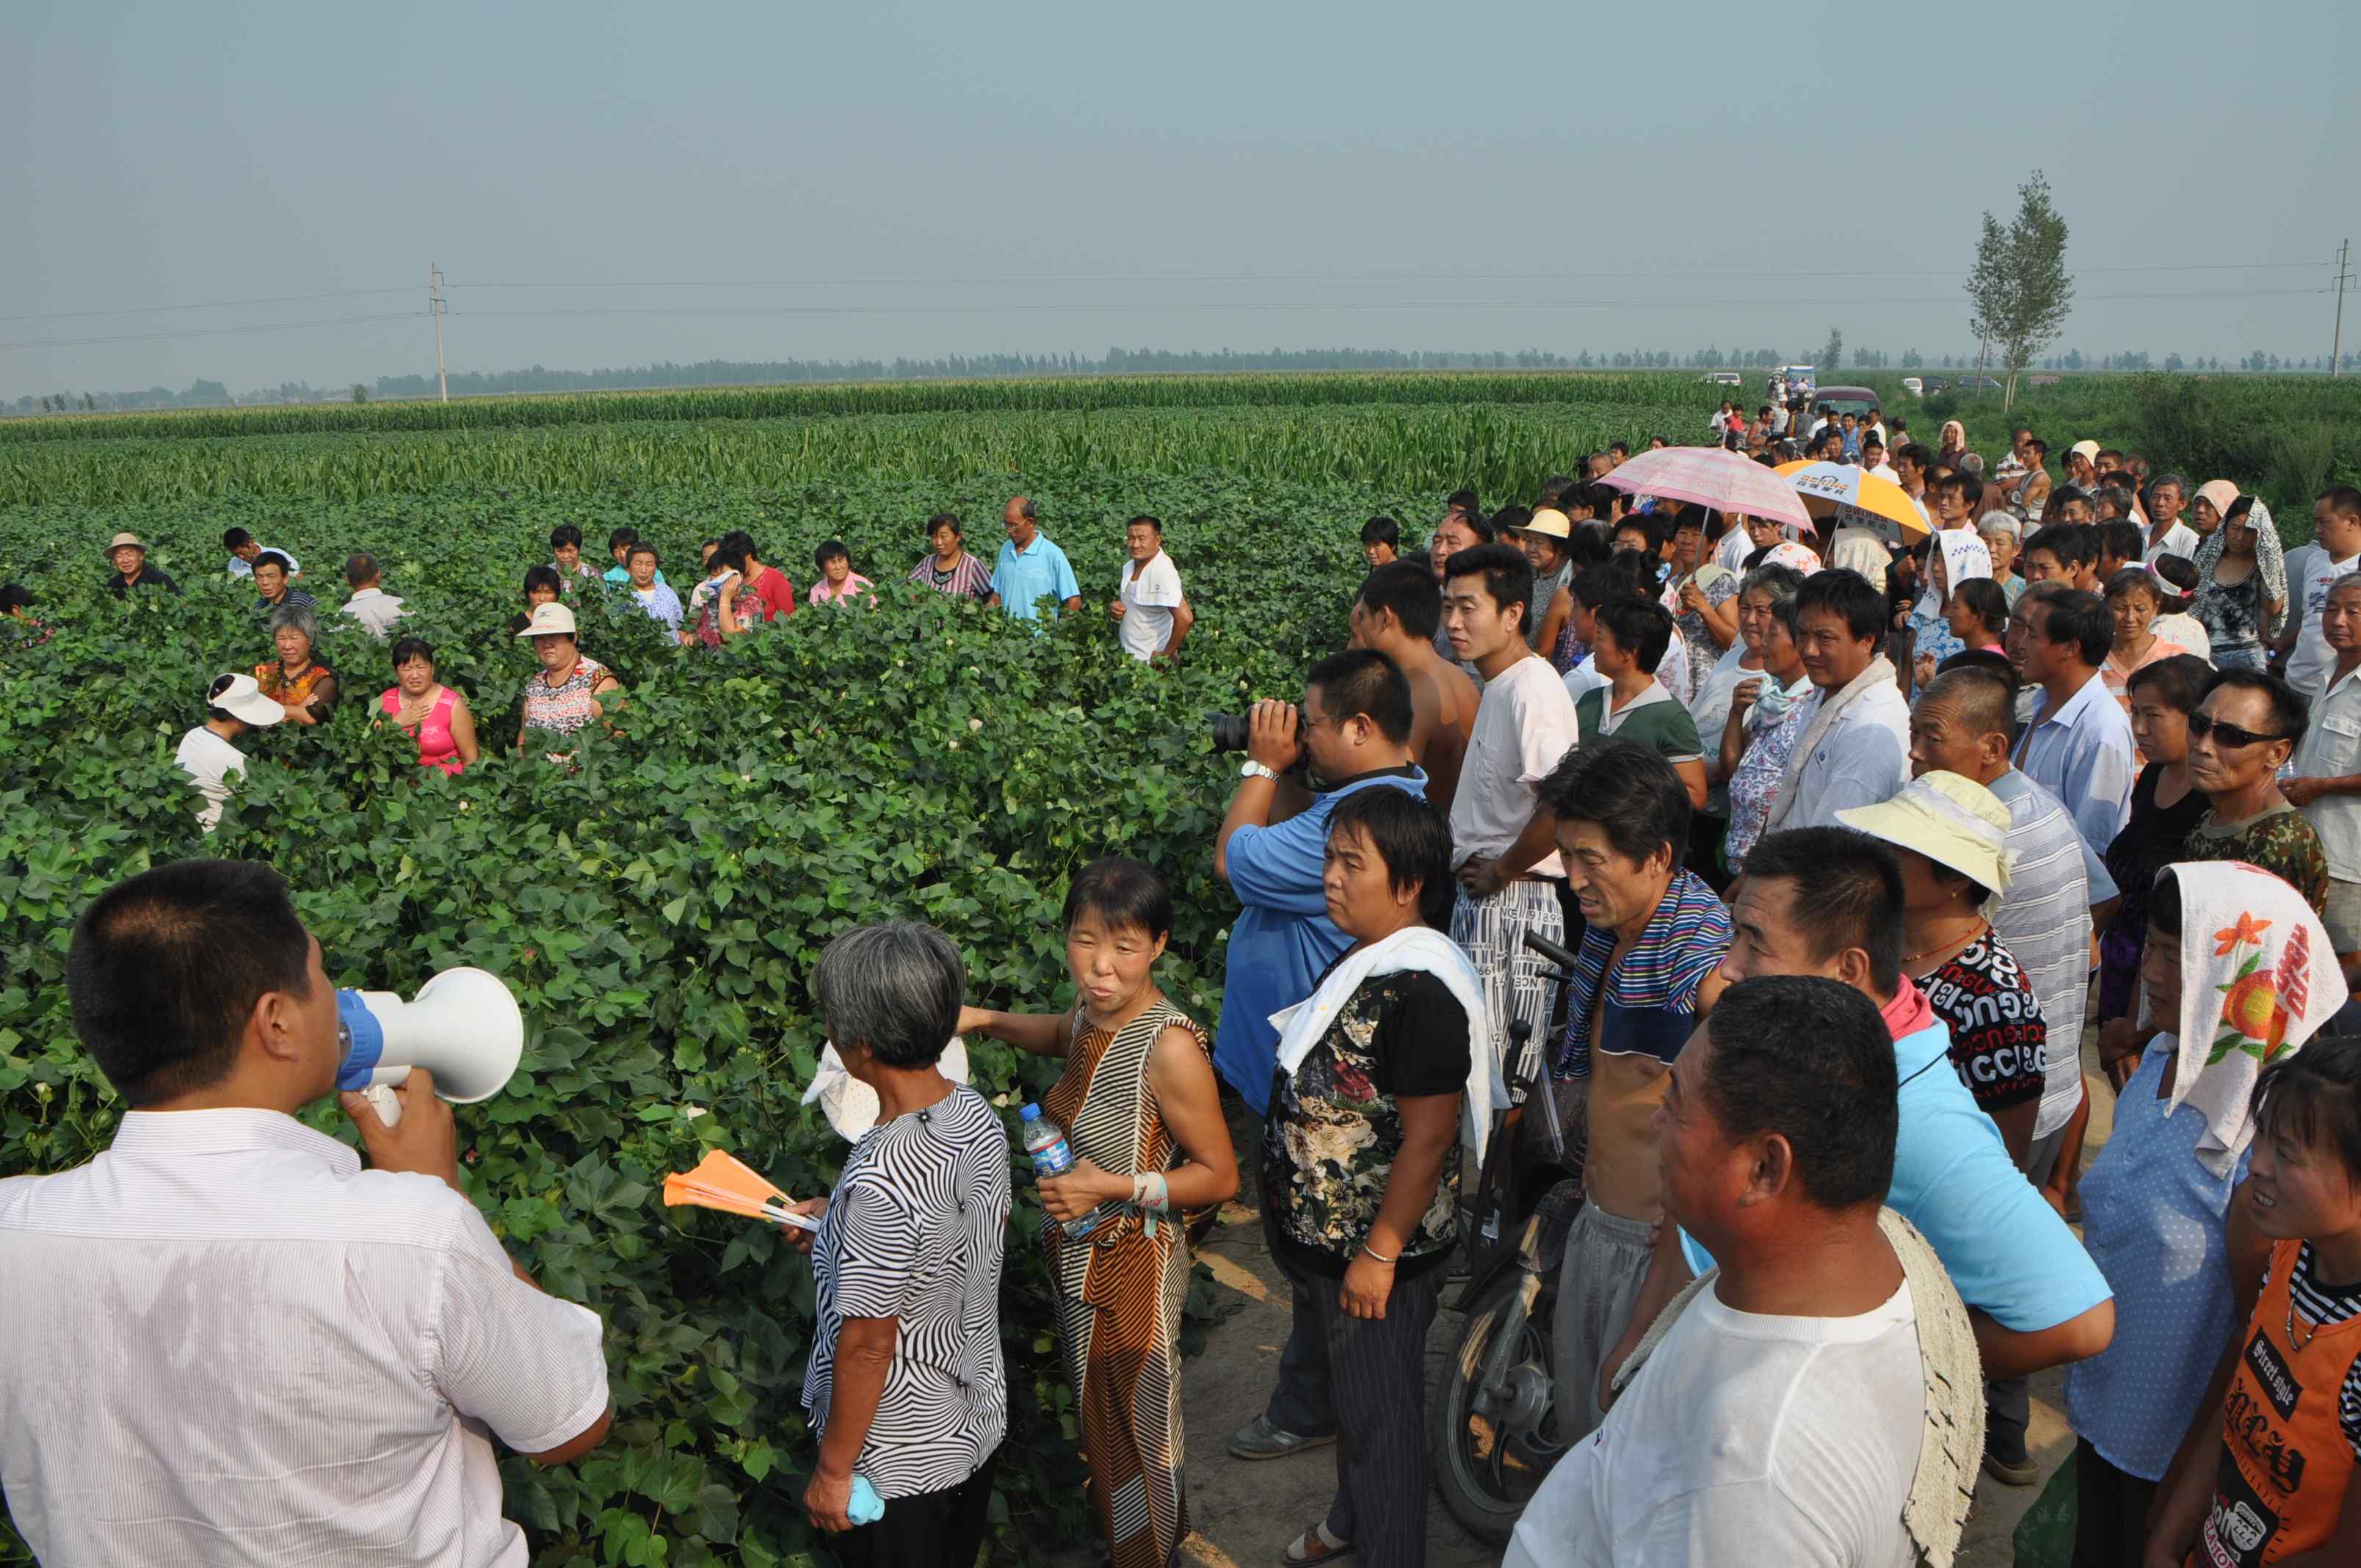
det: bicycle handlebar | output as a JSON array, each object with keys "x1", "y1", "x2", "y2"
[{"x1": 1522, "y1": 930, "x2": 1581, "y2": 971}]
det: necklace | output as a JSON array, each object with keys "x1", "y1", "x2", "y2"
[
  {"x1": 2287, "y1": 1251, "x2": 2323, "y2": 1353},
  {"x1": 1901, "y1": 918, "x2": 1987, "y2": 968}
]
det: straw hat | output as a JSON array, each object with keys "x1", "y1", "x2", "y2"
[
  {"x1": 208, "y1": 672, "x2": 286, "y2": 727},
  {"x1": 515, "y1": 601, "x2": 579, "y2": 639},
  {"x1": 1836, "y1": 770, "x2": 2014, "y2": 896},
  {"x1": 104, "y1": 531, "x2": 146, "y2": 557},
  {"x1": 1517, "y1": 508, "x2": 1573, "y2": 540}
]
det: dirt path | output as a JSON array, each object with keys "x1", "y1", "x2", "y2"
[{"x1": 1158, "y1": 1037, "x2": 2116, "y2": 1567}]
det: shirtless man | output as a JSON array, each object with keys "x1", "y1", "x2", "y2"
[
  {"x1": 1352, "y1": 561, "x2": 1477, "y2": 818},
  {"x1": 1531, "y1": 738, "x2": 1731, "y2": 1443}
]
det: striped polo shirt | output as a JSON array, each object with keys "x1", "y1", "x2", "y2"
[{"x1": 1553, "y1": 868, "x2": 1733, "y2": 1081}]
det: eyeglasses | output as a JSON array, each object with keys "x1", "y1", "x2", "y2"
[{"x1": 2186, "y1": 711, "x2": 2288, "y2": 749}]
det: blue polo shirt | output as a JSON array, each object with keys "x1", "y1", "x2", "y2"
[
  {"x1": 1214, "y1": 766, "x2": 1429, "y2": 1113},
  {"x1": 1683, "y1": 1005, "x2": 2112, "y2": 1333},
  {"x1": 991, "y1": 534, "x2": 1081, "y2": 621}
]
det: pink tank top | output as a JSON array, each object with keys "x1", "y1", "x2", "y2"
[{"x1": 381, "y1": 686, "x2": 463, "y2": 775}]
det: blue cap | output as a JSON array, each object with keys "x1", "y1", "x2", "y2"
[{"x1": 1020, "y1": 1103, "x2": 1042, "y2": 1120}]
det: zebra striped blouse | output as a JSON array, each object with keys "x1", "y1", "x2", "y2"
[{"x1": 802, "y1": 1084, "x2": 1010, "y2": 1498}]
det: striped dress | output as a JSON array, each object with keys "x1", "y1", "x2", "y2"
[{"x1": 1040, "y1": 998, "x2": 1210, "y2": 1568}]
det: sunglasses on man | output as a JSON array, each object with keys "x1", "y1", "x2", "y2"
[{"x1": 2185, "y1": 711, "x2": 2288, "y2": 749}]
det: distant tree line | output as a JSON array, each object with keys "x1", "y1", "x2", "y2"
[{"x1": 6, "y1": 344, "x2": 2344, "y2": 414}]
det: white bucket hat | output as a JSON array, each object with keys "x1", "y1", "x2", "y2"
[
  {"x1": 209, "y1": 672, "x2": 286, "y2": 727},
  {"x1": 515, "y1": 601, "x2": 579, "y2": 639},
  {"x1": 1837, "y1": 770, "x2": 2014, "y2": 896}
]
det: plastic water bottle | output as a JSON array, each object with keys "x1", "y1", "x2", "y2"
[{"x1": 1020, "y1": 1103, "x2": 1105, "y2": 1239}]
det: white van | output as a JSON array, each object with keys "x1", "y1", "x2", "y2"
[{"x1": 1901, "y1": 377, "x2": 1924, "y2": 398}]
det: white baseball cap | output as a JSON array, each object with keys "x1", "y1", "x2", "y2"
[
  {"x1": 515, "y1": 601, "x2": 580, "y2": 639},
  {"x1": 208, "y1": 673, "x2": 286, "y2": 727}
]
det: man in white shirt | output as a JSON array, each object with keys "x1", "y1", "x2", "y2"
[
  {"x1": 1109, "y1": 514, "x2": 1192, "y2": 662},
  {"x1": 2282, "y1": 486, "x2": 2361, "y2": 697},
  {"x1": 2011, "y1": 584, "x2": 2137, "y2": 859},
  {"x1": 175, "y1": 672, "x2": 285, "y2": 831},
  {"x1": 1759, "y1": 569, "x2": 1912, "y2": 837},
  {"x1": 223, "y1": 526, "x2": 300, "y2": 579},
  {"x1": 1506, "y1": 975, "x2": 1945, "y2": 1568},
  {"x1": 338, "y1": 551, "x2": 406, "y2": 637},
  {"x1": 2141, "y1": 474, "x2": 2200, "y2": 564},
  {"x1": 0, "y1": 861, "x2": 612, "y2": 1567},
  {"x1": 2287, "y1": 573, "x2": 2361, "y2": 982},
  {"x1": 1860, "y1": 431, "x2": 1899, "y2": 484},
  {"x1": 1443, "y1": 544, "x2": 1581, "y2": 1088}
]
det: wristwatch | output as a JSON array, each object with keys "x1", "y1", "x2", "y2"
[{"x1": 1240, "y1": 760, "x2": 1279, "y2": 781}]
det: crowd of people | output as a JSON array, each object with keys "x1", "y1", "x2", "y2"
[
  {"x1": 8, "y1": 415, "x2": 2361, "y2": 1568},
  {"x1": 1, "y1": 493, "x2": 1199, "y2": 829}
]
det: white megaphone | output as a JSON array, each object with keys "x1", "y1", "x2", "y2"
[{"x1": 336, "y1": 968, "x2": 526, "y2": 1126}]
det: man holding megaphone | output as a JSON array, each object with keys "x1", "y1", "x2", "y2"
[{"x1": 0, "y1": 860, "x2": 613, "y2": 1568}]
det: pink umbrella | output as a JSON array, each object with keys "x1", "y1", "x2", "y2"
[{"x1": 1592, "y1": 446, "x2": 1814, "y2": 531}]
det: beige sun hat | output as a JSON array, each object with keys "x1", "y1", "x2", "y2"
[
  {"x1": 2069, "y1": 440, "x2": 2101, "y2": 465},
  {"x1": 104, "y1": 531, "x2": 147, "y2": 556},
  {"x1": 208, "y1": 672, "x2": 286, "y2": 727},
  {"x1": 1517, "y1": 507, "x2": 1573, "y2": 540},
  {"x1": 1836, "y1": 770, "x2": 2014, "y2": 896},
  {"x1": 515, "y1": 601, "x2": 580, "y2": 639}
]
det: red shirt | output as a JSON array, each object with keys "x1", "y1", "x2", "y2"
[{"x1": 750, "y1": 565, "x2": 797, "y2": 620}]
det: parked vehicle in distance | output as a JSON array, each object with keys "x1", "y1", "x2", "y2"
[
  {"x1": 1901, "y1": 376, "x2": 1923, "y2": 398},
  {"x1": 1813, "y1": 385, "x2": 1882, "y2": 416},
  {"x1": 1697, "y1": 371, "x2": 1744, "y2": 386}
]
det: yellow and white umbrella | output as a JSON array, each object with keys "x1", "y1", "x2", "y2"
[{"x1": 1774, "y1": 461, "x2": 1929, "y2": 542}]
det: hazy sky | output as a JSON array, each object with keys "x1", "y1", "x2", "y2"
[{"x1": 5, "y1": 0, "x2": 2353, "y2": 395}]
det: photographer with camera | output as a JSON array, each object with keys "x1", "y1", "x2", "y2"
[
  {"x1": 0, "y1": 861, "x2": 612, "y2": 1567},
  {"x1": 1212, "y1": 647, "x2": 1429, "y2": 1463}
]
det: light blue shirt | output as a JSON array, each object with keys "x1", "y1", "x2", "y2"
[
  {"x1": 1686, "y1": 1014, "x2": 2114, "y2": 1334},
  {"x1": 1214, "y1": 769, "x2": 1429, "y2": 1112},
  {"x1": 2064, "y1": 1042, "x2": 2249, "y2": 1481},
  {"x1": 2017, "y1": 671, "x2": 2136, "y2": 860},
  {"x1": 630, "y1": 581, "x2": 683, "y2": 634},
  {"x1": 991, "y1": 534, "x2": 1081, "y2": 621},
  {"x1": 604, "y1": 563, "x2": 667, "y2": 587}
]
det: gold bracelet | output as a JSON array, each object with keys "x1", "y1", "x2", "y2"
[{"x1": 1360, "y1": 1241, "x2": 1399, "y2": 1265}]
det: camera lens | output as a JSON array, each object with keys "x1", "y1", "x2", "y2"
[{"x1": 1209, "y1": 714, "x2": 1251, "y2": 753}]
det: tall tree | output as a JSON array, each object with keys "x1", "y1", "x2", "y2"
[
  {"x1": 1819, "y1": 327, "x2": 1843, "y2": 370},
  {"x1": 1964, "y1": 170, "x2": 2075, "y2": 411}
]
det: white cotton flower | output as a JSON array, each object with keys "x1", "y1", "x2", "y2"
[{"x1": 968, "y1": 718, "x2": 983, "y2": 731}]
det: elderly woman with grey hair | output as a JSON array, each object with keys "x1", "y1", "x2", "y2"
[
  {"x1": 253, "y1": 601, "x2": 338, "y2": 725},
  {"x1": 1977, "y1": 511, "x2": 2026, "y2": 605},
  {"x1": 780, "y1": 922, "x2": 1009, "y2": 1567}
]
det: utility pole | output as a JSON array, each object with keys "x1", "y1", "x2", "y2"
[
  {"x1": 429, "y1": 261, "x2": 448, "y2": 402},
  {"x1": 2334, "y1": 239, "x2": 2350, "y2": 380}
]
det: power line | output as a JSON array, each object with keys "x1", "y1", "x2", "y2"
[
  {"x1": 4, "y1": 258, "x2": 2331, "y2": 326},
  {"x1": 0, "y1": 288, "x2": 416, "y2": 324},
  {"x1": 1, "y1": 312, "x2": 426, "y2": 352},
  {"x1": 446, "y1": 261, "x2": 2331, "y2": 289},
  {"x1": 449, "y1": 286, "x2": 2326, "y2": 321}
]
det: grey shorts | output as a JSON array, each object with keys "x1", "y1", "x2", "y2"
[
  {"x1": 1550, "y1": 1200, "x2": 1658, "y2": 1445},
  {"x1": 2326, "y1": 878, "x2": 2361, "y2": 955}
]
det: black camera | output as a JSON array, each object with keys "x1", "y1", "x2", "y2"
[{"x1": 1211, "y1": 704, "x2": 1307, "y2": 755}]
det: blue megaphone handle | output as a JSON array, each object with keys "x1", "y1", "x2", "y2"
[{"x1": 336, "y1": 990, "x2": 385, "y2": 1092}]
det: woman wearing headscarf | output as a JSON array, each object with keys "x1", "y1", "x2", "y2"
[
  {"x1": 2190, "y1": 486, "x2": 2285, "y2": 670},
  {"x1": 2062, "y1": 863, "x2": 2346, "y2": 1567},
  {"x1": 1937, "y1": 419, "x2": 1970, "y2": 465},
  {"x1": 1901, "y1": 529, "x2": 1992, "y2": 693}
]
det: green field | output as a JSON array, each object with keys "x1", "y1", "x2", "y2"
[{"x1": 4, "y1": 368, "x2": 2357, "y2": 1566}]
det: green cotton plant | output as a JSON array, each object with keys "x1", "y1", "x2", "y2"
[{"x1": 0, "y1": 465, "x2": 1404, "y2": 1565}]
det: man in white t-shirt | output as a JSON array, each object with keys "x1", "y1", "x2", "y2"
[
  {"x1": 223, "y1": 527, "x2": 300, "y2": 580},
  {"x1": 1506, "y1": 975, "x2": 1940, "y2": 1568},
  {"x1": 175, "y1": 673, "x2": 286, "y2": 831},
  {"x1": 1443, "y1": 543, "x2": 1581, "y2": 1087},
  {"x1": 1109, "y1": 514, "x2": 1192, "y2": 662},
  {"x1": 2282, "y1": 487, "x2": 2361, "y2": 697}
]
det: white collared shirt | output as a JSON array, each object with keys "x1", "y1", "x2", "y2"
[
  {"x1": 2017, "y1": 671, "x2": 2137, "y2": 860},
  {"x1": 1779, "y1": 679, "x2": 1913, "y2": 830},
  {"x1": 0, "y1": 1108, "x2": 608, "y2": 1568},
  {"x1": 2296, "y1": 661, "x2": 2361, "y2": 882},
  {"x1": 341, "y1": 584, "x2": 407, "y2": 636}
]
